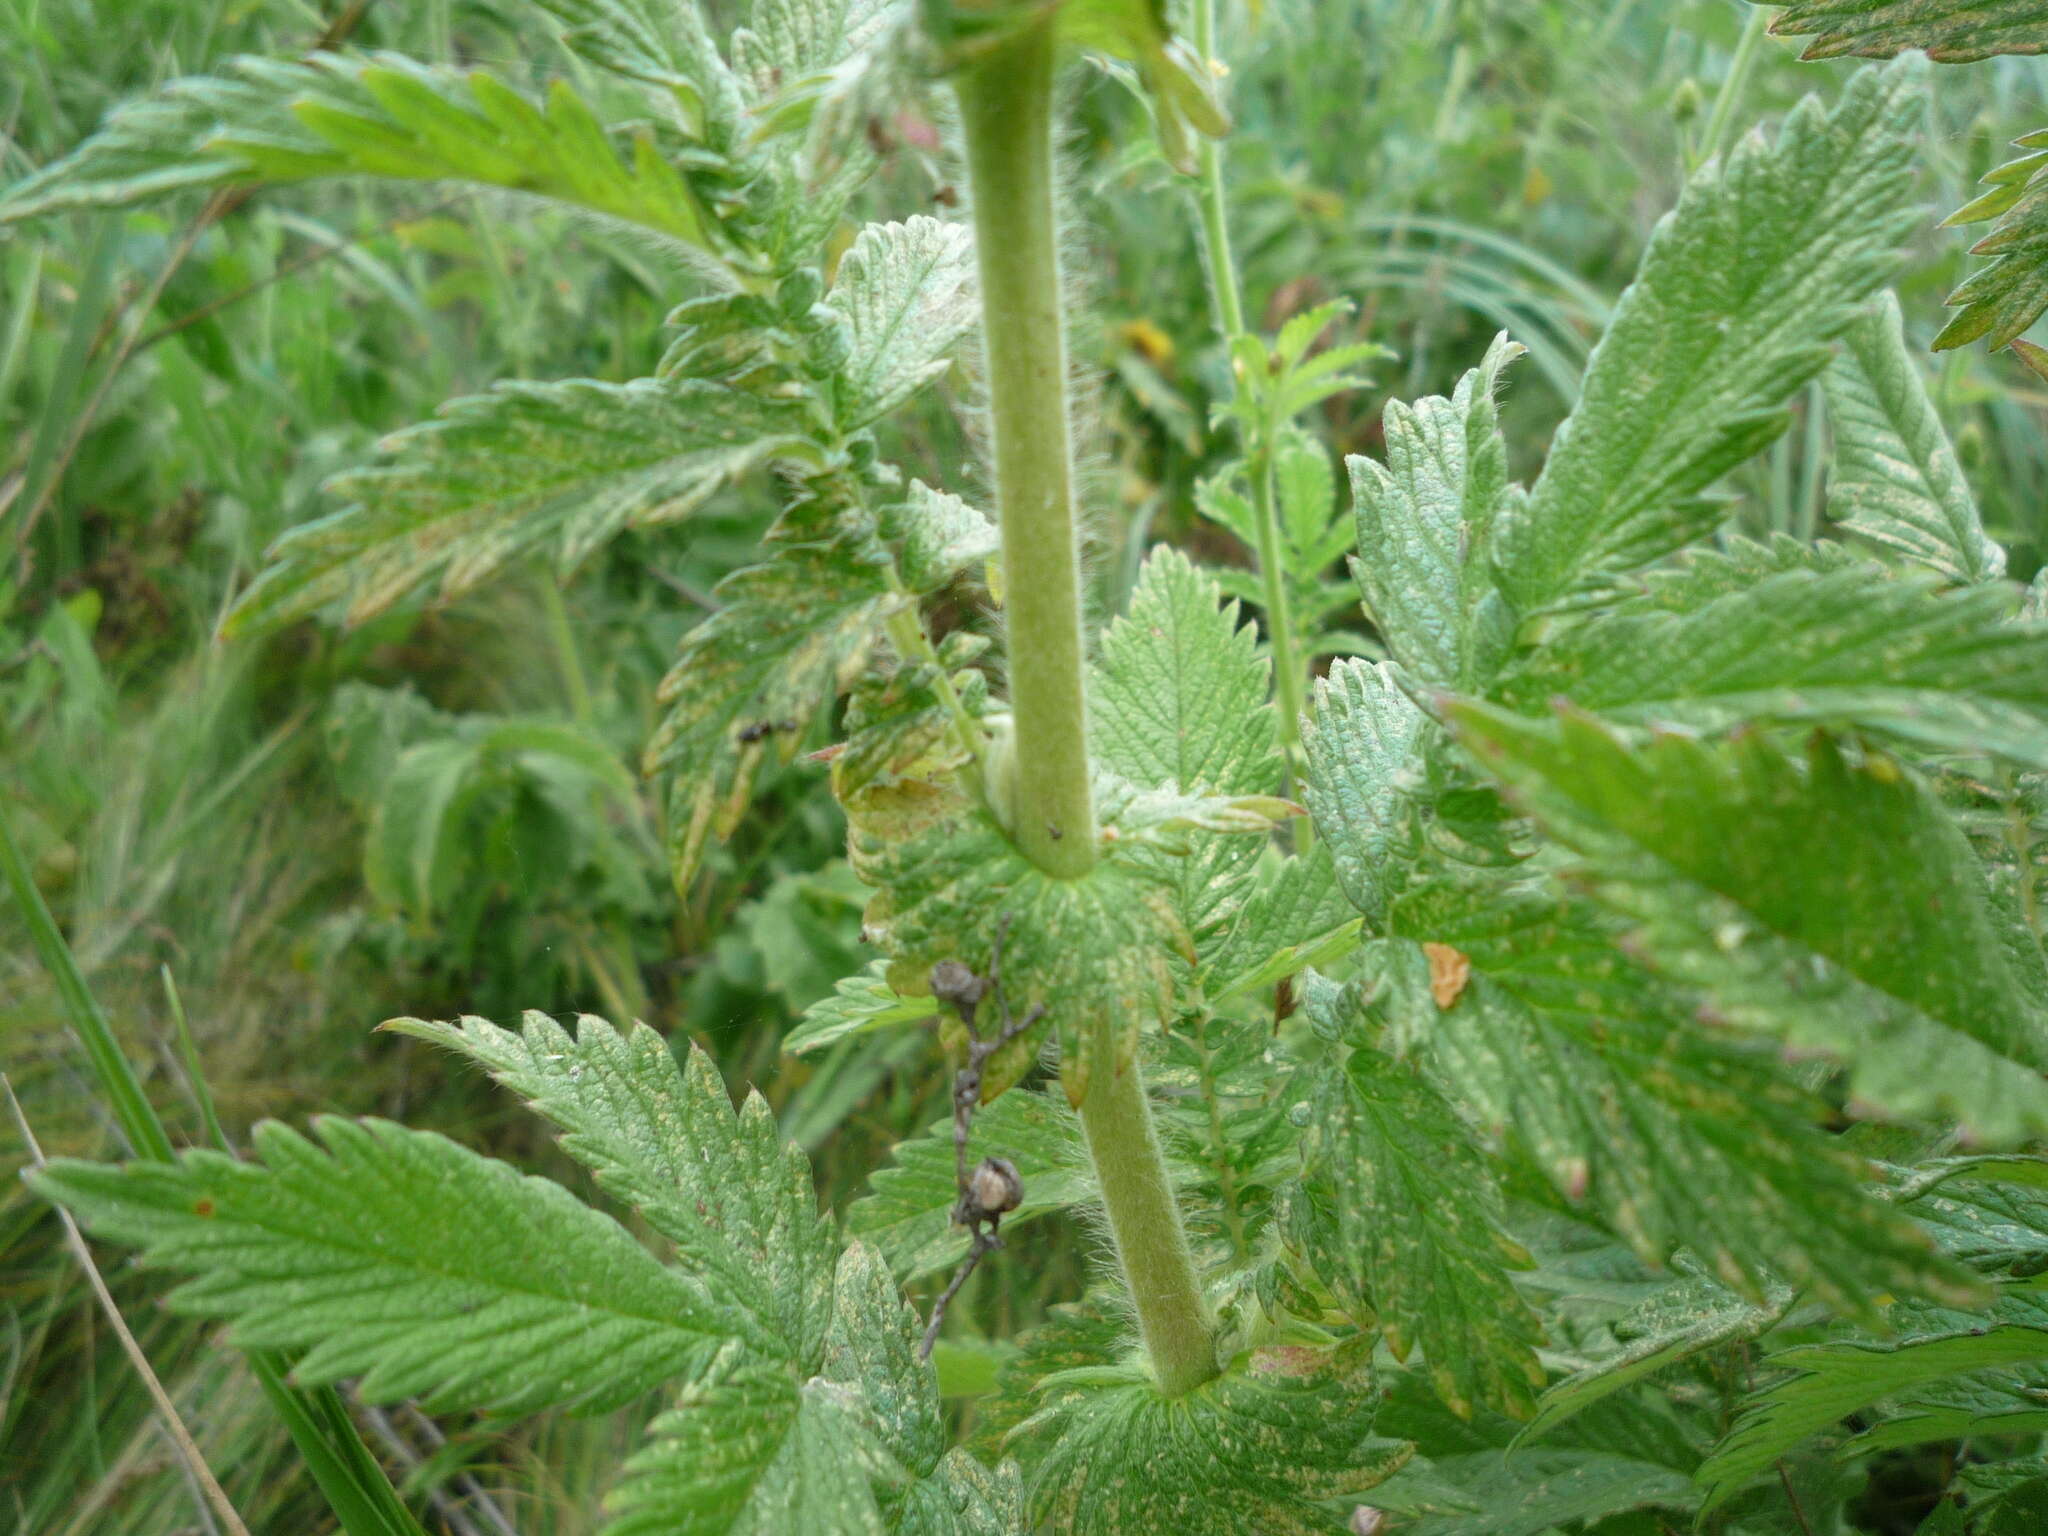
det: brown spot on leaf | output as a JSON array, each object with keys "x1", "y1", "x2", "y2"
[
  {"x1": 193, "y1": 1198, "x2": 215, "y2": 1217},
  {"x1": 1421, "y1": 942, "x2": 1471, "y2": 1010}
]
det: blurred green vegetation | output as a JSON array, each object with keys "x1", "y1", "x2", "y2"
[{"x1": 3, "y1": 0, "x2": 2044, "y2": 1529}]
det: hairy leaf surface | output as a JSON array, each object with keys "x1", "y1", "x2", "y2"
[
  {"x1": 1495, "y1": 57, "x2": 1928, "y2": 610},
  {"x1": 828, "y1": 217, "x2": 977, "y2": 428},
  {"x1": 1935, "y1": 127, "x2": 2048, "y2": 351},
  {"x1": 1302, "y1": 658, "x2": 1427, "y2": 926},
  {"x1": 1349, "y1": 334, "x2": 1522, "y2": 689},
  {"x1": 33, "y1": 1118, "x2": 728, "y2": 1415}
]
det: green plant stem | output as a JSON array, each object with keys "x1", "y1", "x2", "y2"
[
  {"x1": 884, "y1": 603, "x2": 988, "y2": 771},
  {"x1": 1077, "y1": 1054, "x2": 1219, "y2": 1396},
  {"x1": 957, "y1": 24, "x2": 1095, "y2": 876},
  {"x1": 538, "y1": 574, "x2": 593, "y2": 727},
  {"x1": 1186, "y1": 0, "x2": 1309, "y2": 813},
  {"x1": 1697, "y1": 4, "x2": 1772, "y2": 169},
  {"x1": 956, "y1": 21, "x2": 1217, "y2": 1398}
]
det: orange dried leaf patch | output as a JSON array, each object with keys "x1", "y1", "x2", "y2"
[{"x1": 1422, "y1": 942, "x2": 1471, "y2": 1010}]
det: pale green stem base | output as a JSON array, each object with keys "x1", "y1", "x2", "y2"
[{"x1": 1077, "y1": 1055, "x2": 1220, "y2": 1396}]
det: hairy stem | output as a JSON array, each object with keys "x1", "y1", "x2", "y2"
[
  {"x1": 1077, "y1": 1050, "x2": 1219, "y2": 1395},
  {"x1": 957, "y1": 22, "x2": 1094, "y2": 875},
  {"x1": 956, "y1": 21, "x2": 1217, "y2": 1397},
  {"x1": 1187, "y1": 0, "x2": 1309, "y2": 812}
]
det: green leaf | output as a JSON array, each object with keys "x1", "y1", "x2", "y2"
[
  {"x1": 1935, "y1": 128, "x2": 2048, "y2": 353},
  {"x1": 1349, "y1": 333, "x2": 1523, "y2": 689},
  {"x1": 225, "y1": 378, "x2": 819, "y2": 633},
  {"x1": 1201, "y1": 842, "x2": 1363, "y2": 1003},
  {"x1": 991, "y1": 1302, "x2": 1409, "y2": 1534},
  {"x1": 1451, "y1": 704, "x2": 2048, "y2": 1144},
  {"x1": 1494, "y1": 56, "x2": 1929, "y2": 611},
  {"x1": 1825, "y1": 292, "x2": 2005, "y2": 581},
  {"x1": 828, "y1": 217, "x2": 977, "y2": 429},
  {"x1": 733, "y1": 0, "x2": 897, "y2": 104},
  {"x1": 883, "y1": 483, "x2": 998, "y2": 595},
  {"x1": 607, "y1": 1348, "x2": 895, "y2": 1536},
  {"x1": 1497, "y1": 556, "x2": 2048, "y2": 767},
  {"x1": 1389, "y1": 878, "x2": 1980, "y2": 1318},
  {"x1": 853, "y1": 799, "x2": 1191, "y2": 1107},
  {"x1": 0, "y1": 53, "x2": 727, "y2": 253},
  {"x1": 1519, "y1": 1275, "x2": 1788, "y2": 1445},
  {"x1": 787, "y1": 960, "x2": 938, "y2": 1055},
  {"x1": 847, "y1": 1090, "x2": 1098, "y2": 1279},
  {"x1": 1301, "y1": 658, "x2": 1427, "y2": 926},
  {"x1": 1376, "y1": 1447, "x2": 1698, "y2": 1536},
  {"x1": 530, "y1": 0, "x2": 745, "y2": 139},
  {"x1": 1299, "y1": 1046, "x2": 1545, "y2": 1419},
  {"x1": 31, "y1": 1118, "x2": 728, "y2": 1416},
  {"x1": 1753, "y1": 0, "x2": 2048, "y2": 61},
  {"x1": 1698, "y1": 1293, "x2": 2048, "y2": 1511},
  {"x1": 1092, "y1": 547, "x2": 1281, "y2": 939},
  {"x1": 385, "y1": 1012, "x2": 837, "y2": 1365},
  {"x1": 647, "y1": 500, "x2": 901, "y2": 887}
]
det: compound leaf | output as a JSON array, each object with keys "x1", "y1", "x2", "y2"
[
  {"x1": 225, "y1": 378, "x2": 819, "y2": 634},
  {"x1": 646, "y1": 502, "x2": 901, "y2": 886},
  {"x1": 32, "y1": 1117, "x2": 729, "y2": 1416},
  {"x1": 386, "y1": 1012, "x2": 837, "y2": 1366},
  {"x1": 1201, "y1": 842, "x2": 1362, "y2": 1003},
  {"x1": 1753, "y1": 0, "x2": 2048, "y2": 61},
  {"x1": 1452, "y1": 704, "x2": 2048, "y2": 1144},
  {"x1": 1935, "y1": 128, "x2": 2048, "y2": 353},
  {"x1": 530, "y1": 0, "x2": 745, "y2": 139},
  {"x1": 828, "y1": 217, "x2": 978, "y2": 429},
  {"x1": 1824, "y1": 292, "x2": 2004, "y2": 581},
  {"x1": 1495, "y1": 56, "x2": 1929, "y2": 611},
  {"x1": 1699, "y1": 1293, "x2": 2048, "y2": 1511},
  {"x1": 1388, "y1": 878, "x2": 1980, "y2": 1319},
  {"x1": 0, "y1": 53, "x2": 726, "y2": 253},
  {"x1": 1299, "y1": 1046, "x2": 1545, "y2": 1419}
]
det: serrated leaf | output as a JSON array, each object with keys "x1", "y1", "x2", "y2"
[
  {"x1": 1699, "y1": 1292, "x2": 2048, "y2": 1511},
  {"x1": 225, "y1": 378, "x2": 819, "y2": 633},
  {"x1": 847, "y1": 1090, "x2": 1096, "y2": 1279},
  {"x1": 1452, "y1": 704, "x2": 2048, "y2": 1143},
  {"x1": 882, "y1": 482, "x2": 998, "y2": 595},
  {"x1": 1201, "y1": 842, "x2": 1362, "y2": 1001},
  {"x1": 1299, "y1": 1046, "x2": 1545, "y2": 1419},
  {"x1": 1519, "y1": 1277, "x2": 1787, "y2": 1445},
  {"x1": 732, "y1": 0, "x2": 896, "y2": 103},
  {"x1": 828, "y1": 217, "x2": 977, "y2": 429},
  {"x1": 1377, "y1": 1446, "x2": 1698, "y2": 1536},
  {"x1": 1301, "y1": 658, "x2": 1428, "y2": 926},
  {"x1": 1754, "y1": 0, "x2": 2048, "y2": 61},
  {"x1": 386, "y1": 1012, "x2": 836, "y2": 1364},
  {"x1": 853, "y1": 799, "x2": 1191, "y2": 1107},
  {"x1": 1, "y1": 53, "x2": 726, "y2": 253},
  {"x1": 1935, "y1": 131, "x2": 2048, "y2": 352},
  {"x1": 1388, "y1": 878, "x2": 1980, "y2": 1319},
  {"x1": 1825, "y1": 292, "x2": 2004, "y2": 581},
  {"x1": 1349, "y1": 333, "x2": 1523, "y2": 689},
  {"x1": 607, "y1": 1347, "x2": 894, "y2": 1536},
  {"x1": 895, "y1": 1450, "x2": 1025, "y2": 1536},
  {"x1": 1494, "y1": 56, "x2": 1929, "y2": 611},
  {"x1": 993, "y1": 1302, "x2": 1409, "y2": 1535},
  {"x1": 530, "y1": 0, "x2": 744, "y2": 140},
  {"x1": 788, "y1": 960, "x2": 938, "y2": 1055},
  {"x1": 1497, "y1": 557, "x2": 2048, "y2": 767},
  {"x1": 31, "y1": 1117, "x2": 729, "y2": 1416},
  {"x1": 1092, "y1": 548, "x2": 1281, "y2": 940},
  {"x1": 648, "y1": 502, "x2": 901, "y2": 886}
]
